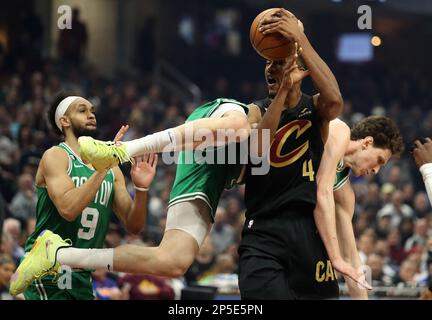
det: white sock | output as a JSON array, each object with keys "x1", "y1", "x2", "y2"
[
  {"x1": 123, "y1": 129, "x2": 177, "y2": 157},
  {"x1": 56, "y1": 248, "x2": 114, "y2": 271}
]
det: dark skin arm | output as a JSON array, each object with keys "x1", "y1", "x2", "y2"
[{"x1": 259, "y1": 9, "x2": 343, "y2": 122}]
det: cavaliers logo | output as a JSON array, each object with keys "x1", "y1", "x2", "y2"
[{"x1": 270, "y1": 120, "x2": 311, "y2": 167}]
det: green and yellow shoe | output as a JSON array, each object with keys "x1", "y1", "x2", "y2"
[
  {"x1": 9, "y1": 230, "x2": 71, "y2": 296},
  {"x1": 78, "y1": 136, "x2": 131, "y2": 171}
]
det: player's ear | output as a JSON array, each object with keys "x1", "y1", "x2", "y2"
[
  {"x1": 59, "y1": 116, "x2": 71, "y2": 129},
  {"x1": 362, "y1": 136, "x2": 374, "y2": 149}
]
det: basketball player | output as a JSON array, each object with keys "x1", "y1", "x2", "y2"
[
  {"x1": 13, "y1": 93, "x2": 157, "y2": 299},
  {"x1": 412, "y1": 138, "x2": 432, "y2": 206},
  {"x1": 238, "y1": 8, "x2": 360, "y2": 299},
  {"x1": 317, "y1": 116, "x2": 403, "y2": 299},
  {"x1": 10, "y1": 55, "x2": 311, "y2": 296}
]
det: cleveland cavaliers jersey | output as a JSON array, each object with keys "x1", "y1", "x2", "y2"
[{"x1": 244, "y1": 94, "x2": 324, "y2": 219}]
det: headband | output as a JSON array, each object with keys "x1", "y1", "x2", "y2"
[{"x1": 55, "y1": 96, "x2": 79, "y2": 131}]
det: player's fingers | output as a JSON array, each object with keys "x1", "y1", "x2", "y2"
[
  {"x1": 113, "y1": 126, "x2": 124, "y2": 142},
  {"x1": 286, "y1": 63, "x2": 298, "y2": 73},
  {"x1": 114, "y1": 125, "x2": 129, "y2": 142},
  {"x1": 414, "y1": 140, "x2": 424, "y2": 148},
  {"x1": 297, "y1": 45, "x2": 303, "y2": 56},
  {"x1": 300, "y1": 70, "x2": 310, "y2": 79},
  {"x1": 261, "y1": 26, "x2": 281, "y2": 35},
  {"x1": 151, "y1": 154, "x2": 158, "y2": 167},
  {"x1": 147, "y1": 153, "x2": 154, "y2": 166},
  {"x1": 425, "y1": 137, "x2": 432, "y2": 142},
  {"x1": 143, "y1": 153, "x2": 149, "y2": 164},
  {"x1": 359, "y1": 277, "x2": 372, "y2": 290},
  {"x1": 260, "y1": 16, "x2": 279, "y2": 26}
]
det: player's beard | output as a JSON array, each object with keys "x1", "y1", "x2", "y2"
[{"x1": 72, "y1": 125, "x2": 99, "y2": 138}]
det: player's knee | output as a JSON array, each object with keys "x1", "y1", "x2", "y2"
[
  {"x1": 228, "y1": 116, "x2": 250, "y2": 142},
  {"x1": 158, "y1": 251, "x2": 193, "y2": 278},
  {"x1": 232, "y1": 115, "x2": 250, "y2": 132}
]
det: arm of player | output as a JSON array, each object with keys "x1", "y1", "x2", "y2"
[
  {"x1": 42, "y1": 147, "x2": 109, "y2": 221},
  {"x1": 314, "y1": 120, "x2": 349, "y2": 267},
  {"x1": 260, "y1": 9, "x2": 343, "y2": 121},
  {"x1": 334, "y1": 181, "x2": 369, "y2": 299},
  {"x1": 413, "y1": 138, "x2": 432, "y2": 206},
  {"x1": 112, "y1": 154, "x2": 158, "y2": 235},
  {"x1": 250, "y1": 56, "x2": 310, "y2": 157},
  {"x1": 315, "y1": 119, "x2": 372, "y2": 290}
]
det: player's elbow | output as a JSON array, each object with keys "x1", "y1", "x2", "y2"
[
  {"x1": 320, "y1": 94, "x2": 344, "y2": 121},
  {"x1": 316, "y1": 186, "x2": 334, "y2": 201},
  {"x1": 226, "y1": 115, "x2": 250, "y2": 134},
  {"x1": 58, "y1": 208, "x2": 78, "y2": 222},
  {"x1": 232, "y1": 116, "x2": 250, "y2": 142},
  {"x1": 125, "y1": 224, "x2": 144, "y2": 236}
]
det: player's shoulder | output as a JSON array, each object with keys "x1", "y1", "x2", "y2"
[
  {"x1": 329, "y1": 118, "x2": 350, "y2": 143},
  {"x1": 41, "y1": 146, "x2": 69, "y2": 166},
  {"x1": 329, "y1": 118, "x2": 350, "y2": 133}
]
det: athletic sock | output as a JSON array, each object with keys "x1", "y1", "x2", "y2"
[
  {"x1": 123, "y1": 128, "x2": 177, "y2": 157},
  {"x1": 56, "y1": 248, "x2": 114, "y2": 271}
]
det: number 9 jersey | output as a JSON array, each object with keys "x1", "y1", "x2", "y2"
[
  {"x1": 24, "y1": 142, "x2": 114, "y2": 299},
  {"x1": 26, "y1": 142, "x2": 114, "y2": 251}
]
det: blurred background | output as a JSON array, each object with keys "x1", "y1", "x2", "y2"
[{"x1": 0, "y1": 0, "x2": 432, "y2": 300}]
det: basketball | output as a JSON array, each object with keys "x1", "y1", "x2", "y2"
[{"x1": 249, "y1": 8, "x2": 303, "y2": 60}]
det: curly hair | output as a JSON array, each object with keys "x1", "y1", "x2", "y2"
[{"x1": 351, "y1": 115, "x2": 404, "y2": 157}]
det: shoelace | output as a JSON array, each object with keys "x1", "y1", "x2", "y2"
[
  {"x1": 95, "y1": 140, "x2": 132, "y2": 166},
  {"x1": 111, "y1": 142, "x2": 132, "y2": 165}
]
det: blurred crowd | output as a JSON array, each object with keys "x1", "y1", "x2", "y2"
[{"x1": 1, "y1": 7, "x2": 432, "y2": 300}]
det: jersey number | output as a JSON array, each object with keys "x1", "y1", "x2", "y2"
[
  {"x1": 78, "y1": 207, "x2": 99, "y2": 240},
  {"x1": 302, "y1": 159, "x2": 315, "y2": 181}
]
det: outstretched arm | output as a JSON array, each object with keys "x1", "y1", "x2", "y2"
[
  {"x1": 335, "y1": 181, "x2": 369, "y2": 299},
  {"x1": 260, "y1": 9, "x2": 343, "y2": 121}
]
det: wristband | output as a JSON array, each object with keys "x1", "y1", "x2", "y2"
[
  {"x1": 420, "y1": 163, "x2": 432, "y2": 180},
  {"x1": 134, "y1": 185, "x2": 149, "y2": 192}
]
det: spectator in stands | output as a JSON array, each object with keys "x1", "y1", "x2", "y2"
[
  {"x1": 405, "y1": 218, "x2": 428, "y2": 252},
  {"x1": 377, "y1": 190, "x2": 414, "y2": 228},
  {"x1": 393, "y1": 260, "x2": 419, "y2": 288},
  {"x1": 413, "y1": 192, "x2": 431, "y2": 219},
  {"x1": 0, "y1": 254, "x2": 16, "y2": 300},
  {"x1": 92, "y1": 268, "x2": 127, "y2": 300},
  {"x1": 210, "y1": 206, "x2": 235, "y2": 255},
  {"x1": 9, "y1": 173, "x2": 36, "y2": 222},
  {"x1": 117, "y1": 273, "x2": 175, "y2": 300},
  {"x1": 367, "y1": 253, "x2": 394, "y2": 287}
]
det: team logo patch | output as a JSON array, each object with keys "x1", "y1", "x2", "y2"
[{"x1": 270, "y1": 120, "x2": 311, "y2": 167}]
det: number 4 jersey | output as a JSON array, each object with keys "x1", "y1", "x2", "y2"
[
  {"x1": 25, "y1": 142, "x2": 114, "y2": 252},
  {"x1": 244, "y1": 94, "x2": 324, "y2": 219}
]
